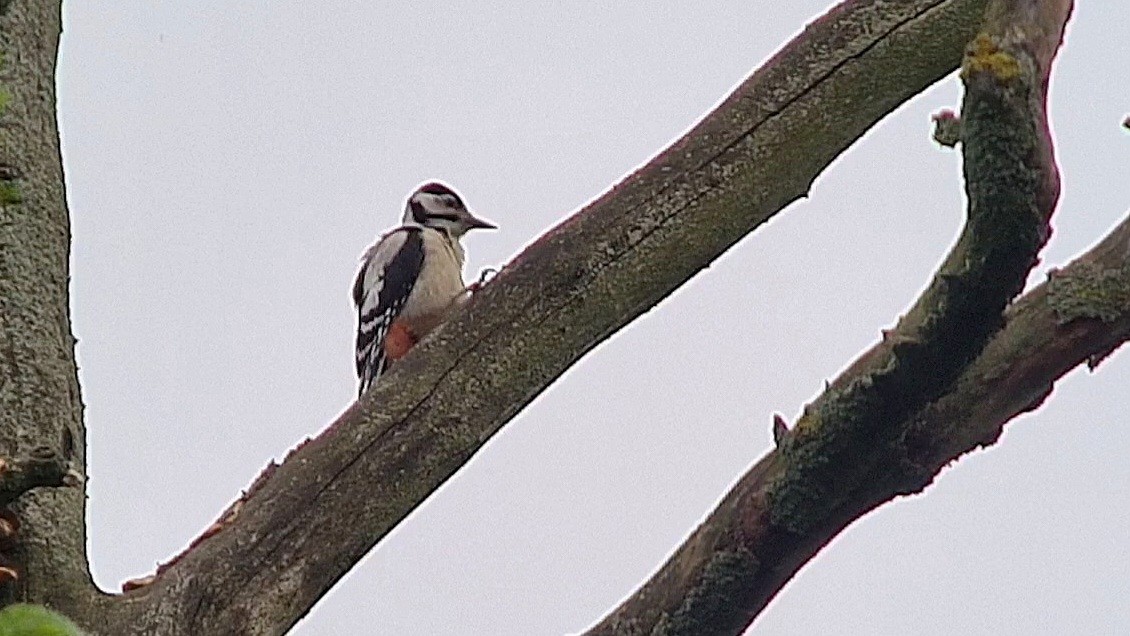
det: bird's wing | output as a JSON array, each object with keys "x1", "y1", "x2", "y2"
[{"x1": 353, "y1": 227, "x2": 425, "y2": 394}]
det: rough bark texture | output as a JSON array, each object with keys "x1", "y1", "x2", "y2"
[
  {"x1": 587, "y1": 2, "x2": 1074, "y2": 633},
  {"x1": 901, "y1": 213, "x2": 1130, "y2": 477},
  {"x1": 0, "y1": 0, "x2": 98, "y2": 616},
  {"x1": 106, "y1": 2, "x2": 997, "y2": 634},
  {"x1": 0, "y1": 0, "x2": 1117, "y2": 635}
]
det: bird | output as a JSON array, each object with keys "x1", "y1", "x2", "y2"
[{"x1": 352, "y1": 181, "x2": 496, "y2": 395}]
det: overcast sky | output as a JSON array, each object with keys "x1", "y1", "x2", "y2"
[{"x1": 56, "y1": 2, "x2": 1128, "y2": 634}]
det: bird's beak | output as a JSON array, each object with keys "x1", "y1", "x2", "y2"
[{"x1": 466, "y1": 213, "x2": 497, "y2": 230}]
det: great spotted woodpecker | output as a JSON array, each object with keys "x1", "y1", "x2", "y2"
[{"x1": 352, "y1": 182, "x2": 496, "y2": 395}]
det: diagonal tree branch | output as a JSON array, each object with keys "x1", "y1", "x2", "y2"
[
  {"x1": 587, "y1": 2, "x2": 1075, "y2": 633},
  {"x1": 101, "y1": 0, "x2": 1001, "y2": 633},
  {"x1": 901, "y1": 211, "x2": 1130, "y2": 483},
  {"x1": 589, "y1": 212, "x2": 1127, "y2": 636},
  {"x1": 12, "y1": 0, "x2": 1110, "y2": 634}
]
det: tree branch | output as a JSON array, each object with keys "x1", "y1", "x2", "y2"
[
  {"x1": 902, "y1": 212, "x2": 1130, "y2": 475},
  {"x1": 590, "y1": 214, "x2": 1126, "y2": 636},
  {"x1": 100, "y1": 1, "x2": 1000, "y2": 633},
  {"x1": 587, "y1": 2, "x2": 1075, "y2": 633},
  {"x1": 0, "y1": 0, "x2": 96, "y2": 614},
  {"x1": 10, "y1": 0, "x2": 1100, "y2": 633}
]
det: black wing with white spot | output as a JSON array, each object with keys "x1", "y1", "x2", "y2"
[{"x1": 353, "y1": 227, "x2": 425, "y2": 395}]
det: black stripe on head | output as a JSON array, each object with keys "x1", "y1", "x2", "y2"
[{"x1": 409, "y1": 199, "x2": 428, "y2": 223}]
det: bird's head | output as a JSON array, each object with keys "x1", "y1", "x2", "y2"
[{"x1": 403, "y1": 181, "x2": 496, "y2": 238}]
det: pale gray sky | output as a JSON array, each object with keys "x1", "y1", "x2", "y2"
[{"x1": 57, "y1": 2, "x2": 1128, "y2": 634}]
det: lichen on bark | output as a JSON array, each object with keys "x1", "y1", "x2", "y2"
[{"x1": 1048, "y1": 263, "x2": 1130, "y2": 324}]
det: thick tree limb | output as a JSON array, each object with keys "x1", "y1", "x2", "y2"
[
  {"x1": 587, "y1": 2, "x2": 1074, "y2": 634},
  {"x1": 5, "y1": 0, "x2": 1104, "y2": 634},
  {"x1": 902, "y1": 213, "x2": 1130, "y2": 477},
  {"x1": 100, "y1": 1, "x2": 1001, "y2": 634},
  {"x1": 0, "y1": 0, "x2": 95, "y2": 614},
  {"x1": 589, "y1": 214, "x2": 1127, "y2": 636}
]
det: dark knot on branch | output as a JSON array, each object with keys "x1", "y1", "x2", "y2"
[{"x1": 0, "y1": 447, "x2": 81, "y2": 508}]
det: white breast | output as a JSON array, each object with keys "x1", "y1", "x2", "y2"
[{"x1": 400, "y1": 228, "x2": 468, "y2": 335}]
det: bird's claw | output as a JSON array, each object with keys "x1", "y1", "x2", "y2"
[{"x1": 467, "y1": 267, "x2": 499, "y2": 293}]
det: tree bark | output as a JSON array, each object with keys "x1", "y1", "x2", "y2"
[
  {"x1": 106, "y1": 2, "x2": 997, "y2": 633},
  {"x1": 0, "y1": 0, "x2": 100, "y2": 617},
  {"x1": 1, "y1": 0, "x2": 1120, "y2": 635},
  {"x1": 588, "y1": 1, "x2": 1075, "y2": 633}
]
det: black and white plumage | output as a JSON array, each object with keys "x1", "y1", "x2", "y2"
[
  {"x1": 353, "y1": 182, "x2": 496, "y2": 395},
  {"x1": 352, "y1": 228, "x2": 425, "y2": 389}
]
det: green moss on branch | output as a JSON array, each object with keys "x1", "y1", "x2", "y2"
[
  {"x1": 654, "y1": 548, "x2": 761, "y2": 636},
  {"x1": 767, "y1": 15, "x2": 1056, "y2": 536},
  {"x1": 1048, "y1": 263, "x2": 1130, "y2": 324}
]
